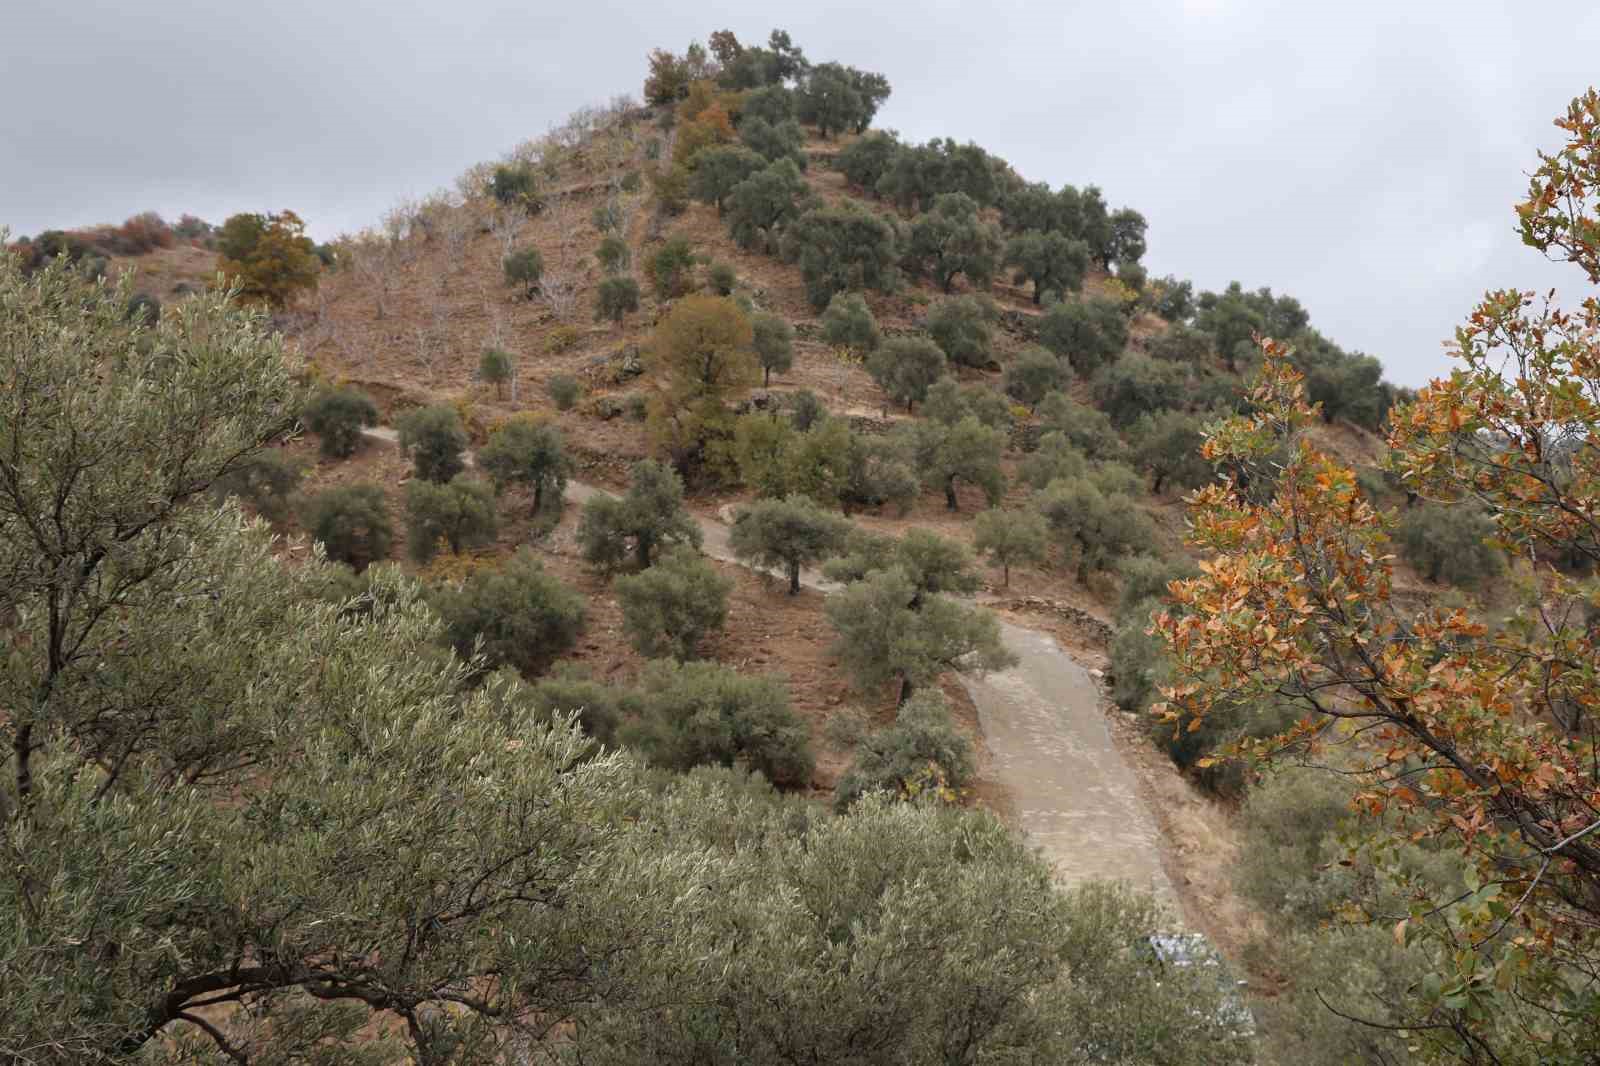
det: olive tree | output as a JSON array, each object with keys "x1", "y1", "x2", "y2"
[
  {"x1": 432, "y1": 547, "x2": 585, "y2": 677},
  {"x1": 820, "y1": 291, "x2": 881, "y2": 351},
  {"x1": 302, "y1": 483, "x2": 394, "y2": 570},
  {"x1": 404, "y1": 476, "x2": 498, "y2": 562},
  {"x1": 904, "y1": 192, "x2": 1001, "y2": 293},
  {"x1": 689, "y1": 145, "x2": 768, "y2": 214},
  {"x1": 973, "y1": 508, "x2": 1049, "y2": 587},
  {"x1": 866, "y1": 336, "x2": 946, "y2": 412},
  {"x1": 1003, "y1": 230, "x2": 1090, "y2": 305},
  {"x1": 924, "y1": 294, "x2": 993, "y2": 368},
  {"x1": 578, "y1": 459, "x2": 703, "y2": 572},
  {"x1": 783, "y1": 202, "x2": 899, "y2": 310},
  {"x1": 1038, "y1": 296, "x2": 1129, "y2": 376},
  {"x1": 614, "y1": 545, "x2": 733, "y2": 660},
  {"x1": 302, "y1": 384, "x2": 378, "y2": 458},
  {"x1": 396, "y1": 403, "x2": 469, "y2": 483},
  {"x1": 729, "y1": 494, "x2": 852, "y2": 594},
  {"x1": 1003, "y1": 346, "x2": 1066, "y2": 410},
  {"x1": 477, "y1": 416, "x2": 573, "y2": 514},
  {"x1": 751, "y1": 311, "x2": 794, "y2": 386}
]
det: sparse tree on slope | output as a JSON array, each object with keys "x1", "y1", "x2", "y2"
[{"x1": 729, "y1": 494, "x2": 852, "y2": 593}]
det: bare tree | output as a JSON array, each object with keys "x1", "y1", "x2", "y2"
[{"x1": 346, "y1": 233, "x2": 399, "y2": 321}]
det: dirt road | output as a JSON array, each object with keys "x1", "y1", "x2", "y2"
[{"x1": 363, "y1": 427, "x2": 1173, "y2": 900}]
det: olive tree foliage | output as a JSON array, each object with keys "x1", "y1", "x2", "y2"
[
  {"x1": 820, "y1": 291, "x2": 881, "y2": 351},
  {"x1": 729, "y1": 494, "x2": 853, "y2": 594},
  {"x1": 503, "y1": 245, "x2": 544, "y2": 298},
  {"x1": 578, "y1": 459, "x2": 703, "y2": 572},
  {"x1": 1004, "y1": 345, "x2": 1067, "y2": 410},
  {"x1": 301, "y1": 483, "x2": 394, "y2": 571},
  {"x1": 396, "y1": 403, "x2": 469, "y2": 483},
  {"x1": 1091, "y1": 351, "x2": 1190, "y2": 428},
  {"x1": 924, "y1": 294, "x2": 994, "y2": 368},
  {"x1": 432, "y1": 547, "x2": 585, "y2": 678},
  {"x1": 1036, "y1": 476, "x2": 1158, "y2": 582},
  {"x1": 477, "y1": 416, "x2": 572, "y2": 515},
  {"x1": 302, "y1": 384, "x2": 378, "y2": 458},
  {"x1": 751, "y1": 311, "x2": 794, "y2": 385},
  {"x1": 1003, "y1": 229, "x2": 1090, "y2": 305},
  {"x1": 580, "y1": 792, "x2": 1252, "y2": 1065},
  {"x1": 824, "y1": 527, "x2": 983, "y2": 604},
  {"x1": 1395, "y1": 501, "x2": 1505, "y2": 589},
  {"x1": 866, "y1": 336, "x2": 946, "y2": 412},
  {"x1": 903, "y1": 192, "x2": 1002, "y2": 292},
  {"x1": 689, "y1": 145, "x2": 769, "y2": 214},
  {"x1": 726, "y1": 158, "x2": 812, "y2": 252},
  {"x1": 404, "y1": 476, "x2": 498, "y2": 562},
  {"x1": 1038, "y1": 296, "x2": 1129, "y2": 376},
  {"x1": 479, "y1": 346, "x2": 514, "y2": 397},
  {"x1": 739, "y1": 116, "x2": 807, "y2": 169},
  {"x1": 0, "y1": 257, "x2": 632, "y2": 1065},
  {"x1": 621, "y1": 659, "x2": 815, "y2": 786},
  {"x1": 824, "y1": 567, "x2": 1014, "y2": 703},
  {"x1": 614, "y1": 545, "x2": 734, "y2": 660},
  {"x1": 783, "y1": 202, "x2": 899, "y2": 310},
  {"x1": 973, "y1": 508, "x2": 1049, "y2": 587},
  {"x1": 922, "y1": 377, "x2": 1015, "y2": 430},
  {"x1": 596, "y1": 274, "x2": 642, "y2": 325},
  {"x1": 834, "y1": 129, "x2": 902, "y2": 192},
  {"x1": 1038, "y1": 390, "x2": 1127, "y2": 460},
  {"x1": 911, "y1": 415, "x2": 1008, "y2": 511},
  {"x1": 834, "y1": 691, "x2": 975, "y2": 810},
  {"x1": 1130, "y1": 409, "x2": 1214, "y2": 494},
  {"x1": 210, "y1": 450, "x2": 303, "y2": 523}
]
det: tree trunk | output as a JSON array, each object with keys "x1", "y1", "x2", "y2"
[
  {"x1": 945, "y1": 477, "x2": 959, "y2": 512},
  {"x1": 533, "y1": 482, "x2": 544, "y2": 514},
  {"x1": 897, "y1": 675, "x2": 912, "y2": 706},
  {"x1": 1031, "y1": 285, "x2": 1041, "y2": 306},
  {"x1": 1002, "y1": 563, "x2": 1010, "y2": 588},
  {"x1": 636, "y1": 534, "x2": 653, "y2": 571},
  {"x1": 789, "y1": 560, "x2": 802, "y2": 595},
  {"x1": 764, "y1": 365, "x2": 772, "y2": 387}
]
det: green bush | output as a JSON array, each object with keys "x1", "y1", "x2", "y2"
[
  {"x1": 834, "y1": 691, "x2": 975, "y2": 810},
  {"x1": 210, "y1": 451, "x2": 303, "y2": 522},
  {"x1": 1114, "y1": 554, "x2": 1197, "y2": 617},
  {"x1": 302, "y1": 385, "x2": 378, "y2": 458},
  {"x1": 1396, "y1": 501, "x2": 1504, "y2": 588},
  {"x1": 820, "y1": 291, "x2": 880, "y2": 351},
  {"x1": 432, "y1": 548, "x2": 585, "y2": 678},
  {"x1": 1037, "y1": 391, "x2": 1125, "y2": 459},
  {"x1": 1146, "y1": 322, "x2": 1212, "y2": 363},
  {"x1": 924, "y1": 294, "x2": 993, "y2": 368},
  {"x1": 623, "y1": 659, "x2": 815, "y2": 787},
  {"x1": 1003, "y1": 346, "x2": 1066, "y2": 410},
  {"x1": 614, "y1": 546, "x2": 733, "y2": 660},
  {"x1": 519, "y1": 664, "x2": 630, "y2": 747},
  {"x1": 503, "y1": 247, "x2": 544, "y2": 298},
  {"x1": 302, "y1": 483, "x2": 393, "y2": 571},
  {"x1": 546, "y1": 374, "x2": 582, "y2": 411},
  {"x1": 404, "y1": 477, "x2": 498, "y2": 562},
  {"x1": 489, "y1": 163, "x2": 540, "y2": 207},
  {"x1": 477, "y1": 416, "x2": 572, "y2": 514},
  {"x1": 397, "y1": 404, "x2": 469, "y2": 483}
]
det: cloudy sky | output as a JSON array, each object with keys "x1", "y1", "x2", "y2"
[{"x1": 6, "y1": 0, "x2": 1597, "y2": 385}]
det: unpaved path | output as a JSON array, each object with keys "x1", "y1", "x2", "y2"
[{"x1": 362, "y1": 427, "x2": 1172, "y2": 901}]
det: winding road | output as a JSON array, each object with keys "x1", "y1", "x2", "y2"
[{"x1": 365, "y1": 426, "x2": 1173, "y2": 901}]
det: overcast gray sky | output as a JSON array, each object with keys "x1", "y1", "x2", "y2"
[{"x1": 6, "y1": 0, "x2": 1597, "y2": 386}]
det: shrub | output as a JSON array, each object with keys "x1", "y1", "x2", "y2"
[
  {"x1": 210, "y1": 451, "x2": 303, "y2": 523},
  {"x1": 1003, "y1": 346, "x2": 1066, "y2": 410},
  {"x1": 624, "y1": 659, "x2": 815, "y2": 786},
  {"x1": 648, "y1": 163, "x2": 691, "y2": 215},
  {"x1": 595, "y1": 275, "x2": 642, "y2": 326},
  {"x1": 750, "y1": 312, "x2": 793, "y2": 386},
  {"x1": 787, "y1": 389, "x2": 825, "y2": 431},
  {"x1": 503, "y1": 247, "x2": 544, "y2": 298},
  {"x1": 215, "y1": 211, "x2": 320, "y2": 308},
  {"x1": 707, "y1": 260, "x2": 738, "y2": 295},
  {"x1": 126, "y1": 292, "x2": 162, "y2": 325},
  {"x1": 591, "y1": 198, "x2": 624, "y2": 234},
  {"x1": 433, "y1": 548, "x2": 584, "y2": 678},
  {"x1": 405, "y1": 477, "x2": 498, "y2": 562},
  {"x1": 924, "y1": 295, "x2": 993, "y2": 368},
  {"x1": 477, "y1": 416, "x2": 572, "y2": 514},
  {"x1": 1396, "y1": 502, "x2": 1504, "y2": 588},
  {"x1": 973, "y1": 508, "x2": 1049, "y2": 587},
  {"x1": 596, "y1": 234, "x2": 631, "y2": 274},
  {"x1": 729, "y1": 494, "x2": 852, "y2": 594},
  {"x1": 302, "y1": 385, "x2": 378, "y2": 458},
  {"x1": 106, "y1": 211, "x2": 175, "y2": 255},
  {"x1": 578, "y1": 459, "x2": 702, "y2": 572},
  {"x1": 1091, "y1": 352, "x2": 1188, "y2": 428},
  {"x1": 545, "y1": 325, "x2": 580, "y2": 354},
  {"x1": 625, "y1": 392, "x2": 649, "y2": 421},
  {"x1": 546, "y1": 374, "x2": 582, "y2": 411},
  {"x1": 834, "y1": 691, "x2": 975, "y2": 810},
  {"x1": 614, "y1": 545, "x2": 733, "y2": 660},
  {"x1": 647, "y1": 236, "x2": 696, "y2": 300},
  {"x1": 820, "y1": 292, "x2": 880, "y2": 351},
  {"x1": 302, "y1": 483, "x2": 393, "y2": 571},
  {"x1": 1114, "y1": 554, "x2": 1198, "y2": 618},
  {"x1": 397, "y1": 405, "x2": 469, "y2": 483},
  {"x1": 866, "y1": 336, "x2": 946, "y2": 413},
  {"x1": 1038, "y1": 297, "x2": 1128, "y2": 376},
  {"x1": 479, "y1": 348, "x2": 514, "y2": 398},
  {"x1": 1018, "y1": 431, "x2": 1090, "y2": 490}
]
